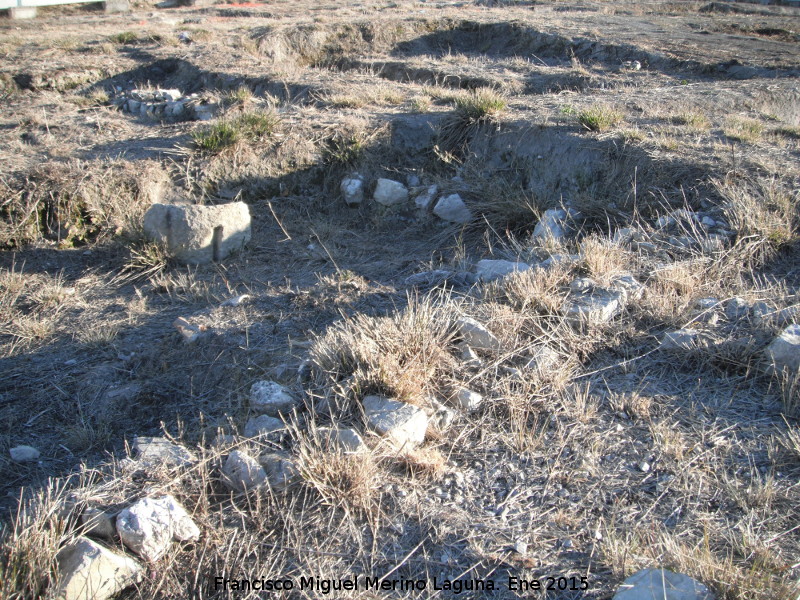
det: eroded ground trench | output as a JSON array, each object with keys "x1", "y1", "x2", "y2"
[{"x1": 1, "y1": 2, "x2": 800, "y2": 598}]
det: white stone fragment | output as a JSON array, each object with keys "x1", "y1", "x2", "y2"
[
  {"x1": 373, "y1": 178, "x2": 408, "y2": 206},
  {"x1": 475, "y1": 259, "x2": 531, "y2": 282},
  {"x1": 433, "y1": 194, "x2": 472, "y2": 224},
  {"x1": 455, "y1": 317, "x2": 501, "y2": 352},
  {"x1": 54, "y1": 537, "x2": 142, "y2": 600},
  {"x1": 116, "y1": 495, "x2": 200, "y2": 562},
  {"x1": 363, "y1": 395, "x2": 428, "y2": 449},
  {"x1": 249, "y1": 380, "x2": 296, "y2": 417}
]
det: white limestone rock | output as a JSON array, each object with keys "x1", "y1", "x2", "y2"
[
  {"x1": 454, "y1": 388, "x2": 483, "y2": 411},
  {"x1": 414, "y1": 185, "x2": 438, "y2": 210},
  {"x1": 340, "y1": 176, "x2": 364, "y2": 206},
  {"x1": 116, "y1": 495, "x2": 200, "y2": 562},
  {"x1": 660, "y1": 329, "x2": 701, "y2": 351},
  {"x1": 765, "y1": 324, "x2": 800, "y2": 376},
  {"x1": 314, "y1": 427, "x2": 366, "y2": 453},
  {"x1": 455, "y1": 317, "x2": 501, "y2": 352},
  {"x1": 54, "y1": 537, "x2": 142, "y2": 600},
  {"x1": 243, "y1": 415, "x2": 285, "y2": 438},
  {"x1": 258, "y1": 452, "x2": 302, "y2": 491},
  {"x1": 10, "y1": 445, "x2": 40, "y2": 463},
  {"x1": 363, "y1": 395, "x2": 428, "y2": 449},
  {"x1": 563, "y1": 288, "x2": 625, "y2": 325},
  {"x1": 133, "y1": 436, "x2": 194, "y2": 469},
  {"x1": 249, "y1": 380, "x2": 297, "y2": 417},
  {"x1": 433, "y1": 194, "x2": 472, "y2": 224},
  {"x1": 143, "y1": 202, "x2": 251, "y2": 265},
  {"x1": 222, "y1": 450, "x2": 267, "y2": 492},
  {"x1": 612, "y1": 568, "x2": 714, "y2": 600},
  {"x1": 475, "y1": 260, "x2": 531, "y2": 282},
  {"x1": 373, "y1": 178, "x2": 408, "y2": 206},
  {"x1": 533, "y1": 208, "x2": 568, "y2": 240}
]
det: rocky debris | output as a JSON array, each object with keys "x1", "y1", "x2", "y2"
[
  {"x1": 525, "y1": 345, "x2": 560, "y2": 373},
  {"x1": 80, "y1": 507, "x2": 116, "y2": 540},
  {"x1": 54, "y1": 537, "x2": 142, "y2": 600},
  {"x1": 695, "y1": 298, "x2": 721, "y2": 310},
  {"x1": 454, "y1": 388, "x2": 483, "y2": 411},
  {"x1": 612, "y1": 568, "x2": 714, "y2": 600},
  {"x1": 456, "y1": 317, "x2": 501, "y2": 352},
  {"x1": 533, "y1": 208, "x2": 573, "y2": 241},
  {"x1": 222, "y1": 450, "x2": 267, "y2": 492},
  {"x1": 433, "y1": 194, "x2": 472, "y2": 224},
  {"x1": 259, "y1": 452, "x2": 302, "y2": 491},
  {"x1": 249, "y1": 380, "x2": 297, "y2": 417},
  {"x1": 116, "y1": 495, "x2": 200, "y2": 562},
  {"x1": 414, "y1": 185, "x2": 438, "y2": 210},
  {"x1": 609, "y1": 274, "x2": 645, "y2": 302},
  {"x1": 243, "y1": 415, "x2": 285, "y2": 438},
  {"x1": 570, "y1": 277, "x2": 596, "y2": 293},
  {"x1": 621, "y1": 60, "x2": 642, "y2": 71},
  {"x1": 373, "y1": 178, "x2": 408, "y2": 206},
  {"x1": 340, "y1": 176, "x2": 364, "y2": 206},
  {"x1": 132, "y1": 436, "x2": 194, "y2": 469},
  {"x1": 724, "y1": 297, "x2": 750, "y2": 321},
  {"x1": 102, "y1": 383, "x2": 142, "y2": 405},
  {"x1": 10, "y1": 445, "x2": 40, "y2": 463},
  {"x1": 113, "y1": 89, "x2": 218, "y2": 121},
  {"x1": 563, "y1": 285, "x2": 625, "y2": 325},
  {"x1": 143, "y1": 202, "x2": 251, "y2": 265},
  {"x1": 172, "y1": 316, "x2": 206, "y2": 344},
  {"x1": 314, "y1": 427, "x2": 366, "y2": 453},
  {"x1": 475, "y1": 259, "x2": 531, "y2": 282},
  {"x1": 754, "y1": 304, "x2": 799, "y2": 326},
  {"x1": 765, "y1": 324, "x2": 800, "y2": 376},
  {"x1": 660, "y1": 329, "x2": 701, "y2": 351},
  {"x1": 363, "y1": 395, "x2": 428, "y2": 448}
]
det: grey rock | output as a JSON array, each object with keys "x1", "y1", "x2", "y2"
[
  {"x1": 404, "y1": 270, "x2": 453, "y2": 287},
  {"x1": 701, "y1": 216, "x2": 716, "y2": 228},
  {"x1": 222, "y1": 450, "x2": 267, "y2": 492},
  {"x1": 373, "y1": 179, "x2": 408, "y2": 206},
  {"x1": 456, "y1": 317, "x2": 501, "y2": 352},
  {"x1": 133, "y1": 436, "x2": 194, "y2": 469},
  {"x1": 765, "y1": 324, "x2": 800, "y2": 376},
  {"x1": 660, "y1": 329, "x2": 700, "y2": 351},
  {"x1": 172, "y1": 317, "x2": 205, "y2": 344},
  {"x1": 54, "y1": 537, "x2": 142, "y2": 600},
  {"x1": 314, "y1": 427, "x2": 366, "y2": 453},
  {"x1": 433, "y1": 194, "x2": 472, "y2": 224},
  {"x1": 525, "y1": 345, "x2": 560, "y2": 373},
  {"x1": 10, "y1": 445, "x2": 40, "y2": 463},
  {"x1": 116, "y1": 495, "x2": 200, "y2": 562},
  {"x1": 249, "y1": 380, "x2": 296, "y2": 417},
  {"x1": 427, "y1": 399, "x2": 456, "y2": 431},
  {"x1": 454, "y1": 388, "x2": 482, "y2": 411},
  {"x1": 363, "y1": 395, "x2": 428, "y2": 448},
  {"x1": 340, "y1": 176, "x2": 364, "y2": 206},
  {"x1": 610, "y1": 274, "x2": 645, "y2": 302},
  {"x1": 258, "y1": 452, "x2": 302, "y2": 491},
  {"x1": 414, "y1": 185, "x2": 438, "y2": 210},
  {"x1": 695, "y1": 298, "x2": 720, "y2": 310},
  {"x1": 613, "y1": 568, "x2": 714, "y2": 600},
  {"x1": 80, "y1": 507, "x2": 116, "y2": 541},
  {"x1": 540, "y1": 254, "x2": 579, "y2": 269},
  {"x1": 758, "y1": 305, "x2": 799, "y2": 326},
  {"x1": 725, "y1": 297, "x2": 750, "y2": 321},
  {"x1": 563, "y1": 288, "x2": 625, "y2": 325},
  {"x1": 570, "y1": 277, "x2": 596, "y2": 293},
  {"x1": 475, "y1": 259, "x2": 531, "y2": 282},
  {"x1": 533, "y1": 208, "x2": 568, "y2": 240},
  {"x1": 243, "y1": 415, "x2": 285, "y2": 438},
  {"x1": 458, "y1": 343, "x2": 482, "y2": 368},
  {"x1": 143, "y1": 202, "x2": 251, "y2": 265}
]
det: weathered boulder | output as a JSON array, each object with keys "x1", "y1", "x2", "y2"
[
  {"x1": 341, "y1": 176, "x2": 364, "y2": 206},
  {"x1": 363, "y1": 395, "x2": 428, "y2": 448},
  {"x1": 373, "y1": 179, "x2": 408, "y2": 206},
  {"x1": 54, "y1": 537, "x2": 142, "y2": 600},
  {"x1": 132, "y1": 436, "x2": 194, "y2": 469},
  {"x1": 765, "y1": 324, "x2": 800, "y2": 376},
  {"x1": 612, "y1": 568, "x2": 714, "y2": 600},
  {"x1": 243, "y1": 415, "x2": 285, "y2": 438},
  {"x1": 116, "y1": 495, "x2": 200, "y2": 562},
  {"x1": 455, "y1": 317, "x2": 501, "y2": 352},
  {"x1": 475, "y1": 260, "x2": 531, "y2": 282},
  {"x1": 222, "y1": 450, "x2": 267, "y2": 492},
  {"x1": 10, "y1": 445, "x2": 40, "y2": 463},
  {"x1": 249, "y1": 381, "x2": 297, "y2": 417},
  {"x1": 143, "y1": 202, "x2": 251, "y2": 265},
  {"x1": 433, "y1": 194, "x2": 472, "y2": 224}
]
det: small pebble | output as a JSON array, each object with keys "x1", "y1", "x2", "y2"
[
  {"x1": 562, "y1": 539, "x2": 574, "y2": 549},
  {"x1": 513, "y1": 541, "x2": 528, "y2": 555},
  {"x1": 639, "y1": 461, "x2": 651, "y2": 473}
]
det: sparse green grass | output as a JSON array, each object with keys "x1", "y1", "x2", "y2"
[
  {"x1": 192, "y1": 111, "x2": 280, "y2": 152},
  {"x1": 452, "y1": 87, "x2": 507, "y2": 122},
  {"x1": 578, "y1": 104, "x2": 624, "y2": 131},
  {"x1": 109, "y1": 31, "x2": 139, "y2": 44},
  {"x1": 671, "y1": 110, "x2": 711, "y2": 131},
  {"x1": 724, "y1": 116, "x2": 764, "y2": 143}
]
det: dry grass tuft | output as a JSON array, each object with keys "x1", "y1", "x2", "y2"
[{"x1": 298, "y1": 443, "x2": 379, "y2": 514}]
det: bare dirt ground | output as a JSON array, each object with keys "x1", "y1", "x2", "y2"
[{"x1": 1, "y1": 0, "x2": 800, "y2": 598}]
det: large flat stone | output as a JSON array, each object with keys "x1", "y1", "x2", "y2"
[
  {"x1": 613, "y1": 568, "x2": 714, "y2": 600},
  {"x1": 55, "y1": 537, "x2": 141, "y2": 600},
  {"x1": 143, "y1": 202, "x2": 251, "y2": 265}
]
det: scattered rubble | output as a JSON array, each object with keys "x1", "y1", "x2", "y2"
[{"x1": 113, "y1": 88, "x2": 218, "y2": 121}]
